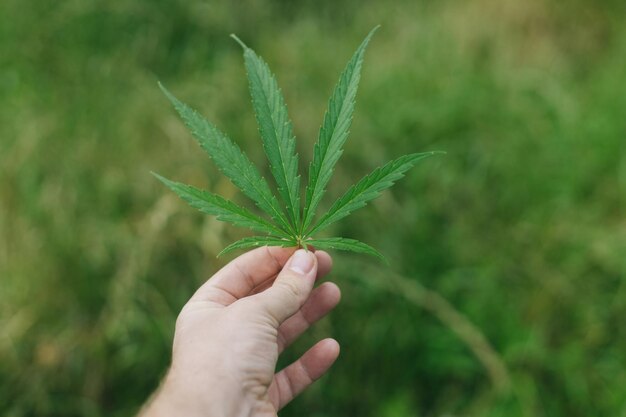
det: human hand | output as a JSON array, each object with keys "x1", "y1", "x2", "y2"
[{"x1": 140, "y1": 247, "x2": 341, "y2": 417}]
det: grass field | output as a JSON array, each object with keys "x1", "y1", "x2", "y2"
[{"x1": 1, "y1": 0, "x2": 625, "y2": 416}]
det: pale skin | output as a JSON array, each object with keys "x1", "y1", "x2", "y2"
[{"x1": 139, "y1": 247, "x2": 340, "y2": 417}]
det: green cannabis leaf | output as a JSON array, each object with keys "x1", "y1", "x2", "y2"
[
  {"x1": 155, "y1": 27, "x2": 442, "y2": 261},
  {"x1": 234, "y1": 35, "x2": 302, "y2": 231},
  {"x1": 302, "y1": 27, "x2": 377, "y2": 234}
]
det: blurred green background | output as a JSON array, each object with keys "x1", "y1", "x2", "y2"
[{"x1": 1, "y1": 0, "x2": 625, "y2": 416}]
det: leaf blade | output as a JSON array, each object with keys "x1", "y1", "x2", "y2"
[
  {"x1": 302, "y1": 26, "x2": 378, "y2": 232},
  {"x1": 308, "y1": 151, "x2": 442, "y2": 235},
  {"x1": 218, "y1": 236, "x2": 297, "y2": 257},
  {"x1": 237, "y1": 42, "x2": 301, "y2": 228},
  {"x1": 153, "y1": 173, "x2": 288, "y2": 237},
  {"x1": 306, "y1": 237, "x2": 387, "y2": 262},
  {"x1": 159, "y1": 83, "x2": 292, "y2": 234}
]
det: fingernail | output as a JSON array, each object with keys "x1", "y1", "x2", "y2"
[{"x1": 289, "y1": 249, "x2": 314, "y2": 275}]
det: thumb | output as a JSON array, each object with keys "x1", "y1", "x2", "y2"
[{"x1": 253, "y1": 249, "x2": 318, "y2": 325}]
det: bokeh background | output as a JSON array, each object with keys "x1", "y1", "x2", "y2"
[{"x1": 2, "y1": 0, "x2": 626, "y2": 416}]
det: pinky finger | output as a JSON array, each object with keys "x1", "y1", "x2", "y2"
[{"x1": 269, "y1": 338, "x2": 340, "y2": 410}]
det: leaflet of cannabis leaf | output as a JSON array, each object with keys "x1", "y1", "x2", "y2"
[{"x1": 154, "y1": 26, "x2": 442, "y2": 262}]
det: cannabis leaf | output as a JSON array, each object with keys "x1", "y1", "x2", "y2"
[
  {"x1": 158, "y1": 84, "x2": 292, "y2": 234},
  {"x1": 302, "y1": 26, "x2": 378, "y2": 233},
  {"x1": 153, "y1": 174, "x2": 287, "y2": 237},
  {"x1": 232, "y1": 34, "x2": 301, "y2": 231},
  {"x1": 306, "y1": 152, "x2": 441, "y2": 236},
  {"x1": 218, "y1": 236, "x2": 296, "y2": 258},
  {"x1": 155, "y1": 28, "x2": 442, "y2": 261},
  {"x1": 305, "y1": 237, "x2": 386, "y2": 263}
]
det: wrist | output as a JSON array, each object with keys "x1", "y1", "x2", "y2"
[{"x1": 141, "y1": 368, "x2": 254, "y2": 417}]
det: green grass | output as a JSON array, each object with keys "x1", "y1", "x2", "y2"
[{"x1": 1, "y1": 0, "x2": 625, "y2": 416}]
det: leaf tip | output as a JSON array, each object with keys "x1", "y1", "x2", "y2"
[
  {"x1": 157, "y1": 82, "x2": 178, "y2": 105},
  {"x1": 428, "y1": 150, "x2": 447, "y2": 158},
  {"x1": 365, "y1": 25, "x2": 381, "y2": 40},
  {"x1": 365, "y1": 244, "x2": 388, "y2": 264},
  {"x1": 150, "y1": 171, "x2": 173, "y2": 187},
  {"x1": 230, "y1": 34, "x2": 248, "y2": 50}
]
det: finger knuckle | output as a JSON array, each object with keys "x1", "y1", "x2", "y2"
[{"x1": 276, "y1": 278, "x2": 302, "y2": 300}]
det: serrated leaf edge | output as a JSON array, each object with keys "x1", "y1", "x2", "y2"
[
  {"x1": 218, "y1": 236, "x2": 297, "y2": 257},
  {"x1": 302, "y1": 26, "x2": 379, "y2": 233},
  {"x1": 238, "y1": 43, "x2": 301, "y2": 230},
  {"x1": 158, "y1": 82, "x2": 293, "y2": 235},
  {"x1": 306, "y1": 237, "x2": 387, "y2": 263},
  {"x1": 153, "y1": 172, "x2": 289, "y2": 237},
  {"x1": 307, "y1": 151, "x2": 442, "y2": 236}
]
